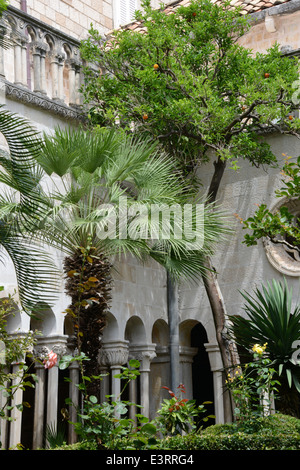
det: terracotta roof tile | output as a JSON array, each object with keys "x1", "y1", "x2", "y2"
[{"x1": 106, "y1": 0, "x2": 292, "y2": 36}]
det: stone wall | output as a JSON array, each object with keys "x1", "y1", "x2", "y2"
[
  {"x1": 9, "y1": 0, "x2": 113, "y2": 38},
  {"x1": 239, "y1": 2, "x2": 300, "y2": 53}
]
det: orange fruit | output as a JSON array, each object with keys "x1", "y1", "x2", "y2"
[
  {"x1": 264, "y1": 72, "x2": 270, "y2": 78},
  {"x1": 153, "y1": 63, "x2": 159, "y2": 70},
  {"x1": 143, "y1": 114, "x2": 148, "y2": 120}
]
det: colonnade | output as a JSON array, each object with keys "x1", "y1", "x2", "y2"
[
  {"x1": 0, "y1": 332, "x2": 227, "y2": 449},
  {"x1": 0, "y1": 8, "x2": 83, "y2": 110}
]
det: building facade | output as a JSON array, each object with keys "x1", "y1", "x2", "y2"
[{"x1": 0, "y1": 0, "x2": 300, "y2": 449}]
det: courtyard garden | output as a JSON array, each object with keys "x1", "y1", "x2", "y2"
[{"x1": 1, "y1": 0, "x2": 300, "y2": 451}]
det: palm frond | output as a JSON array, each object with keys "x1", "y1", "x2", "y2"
[
  {"x1": 0, "y1": 107, "x2": 59, "y2": 311},
  {"x1": 229, "y1": 279, "x2": 300, "y2": 391}
]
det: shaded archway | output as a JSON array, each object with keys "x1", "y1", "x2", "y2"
[{"x1": 191, "y1": 322, "x2": 215, "y2": 427}]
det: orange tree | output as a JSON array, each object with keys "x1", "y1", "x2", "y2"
[{"x1": 80, "y1": 0, "x2": 300, "y2": 372}]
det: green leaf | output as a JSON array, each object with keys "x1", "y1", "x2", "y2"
[
  {"x1": 140, "y1": 423, "x2": 157, "y2": 435},
  {"x1": 89, "y1": 395, "x2": 98, "y2": 404}
]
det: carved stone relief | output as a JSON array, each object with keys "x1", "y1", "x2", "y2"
[{"x1": 263, "y1": 197, "x2": 300, "y2": 276}]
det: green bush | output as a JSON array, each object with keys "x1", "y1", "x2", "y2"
[
  {"x1": 53, "y1": 413, "x2": 300, "y2": 451},
  {"x1": 163, "y1": 414, "x2": 300, "y2": 451}
]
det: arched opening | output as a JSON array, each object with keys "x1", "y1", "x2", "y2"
[
  {"x1": 30, "y1": 303, "x2": 56, "y2": 336},
  {"x1": 125, "y1": 315, "x2": 146, "y2": 344},
  {"x1": 2, "y1": 297, "x2": 22, "y2": 333},
  {"x1": 152, "y1": 319, "x2": 169, "y2": 346},
  {"x1": 191, "y1": 323, "x2": 215, "y2": 428}
]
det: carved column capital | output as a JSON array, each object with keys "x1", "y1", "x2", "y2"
[
  {"x1": 30, "y1": 40, "x2": 48, "y2": 56},
  {"x1": 34, "y1": 336, "x2": 68, "y2": 362},
  {"x1": 99, "y1": 340, "x2": 129, "y2": 367},
  {"x1": 129, "y1": 344, "x2": 157, "y2": 372}
]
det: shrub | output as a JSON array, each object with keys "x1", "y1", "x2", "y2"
[{"x1": 163, "y1": 414, "x2": 300, "y2": 450}]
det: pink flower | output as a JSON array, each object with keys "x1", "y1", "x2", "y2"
[{"x1": 44, "y1": 350, "x2": 58, "y2": 369}]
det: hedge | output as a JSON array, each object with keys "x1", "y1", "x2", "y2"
[
  {"x1": 55, "y1": 414, "x2": 300, "y2": 451},
  {"x1": 163, "y1": 414, "x2": 300, "y2": 451}
]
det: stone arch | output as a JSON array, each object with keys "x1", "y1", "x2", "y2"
[
  {"x1": 104, "y1": 311, "x2": 119, "y2": 341},
  {"x1": 30, "y1": 303, "x2": 56, "y2": 336},
  {"x1": 179, "y1": 319, "x2": 199, "y2": 347},
  {"x1": 1, "y1": 298, "x2": 22, "y2": 333},
  {"x1": 125, "y1": 315, "x2": 146, "y2": 344},
  {"x1": 151, "y1": 319, "x2": 169, "y2": 346}
]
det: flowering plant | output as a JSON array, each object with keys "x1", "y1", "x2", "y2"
[
  {"x1": 43, "y1": 350, "x2": 58, "y2": 369},
  {"x1": 154, "y1": 384, "x2": 213, "y2": 436},
  {"x1": 226, "y1": 343, "x2": 280, "y2": 428}
]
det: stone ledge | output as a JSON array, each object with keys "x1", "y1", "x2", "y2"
[{"x1": 4, "y1": 80, "x2": 87, "y2": 122}]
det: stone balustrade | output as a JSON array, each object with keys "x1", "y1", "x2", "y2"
[{"x1": 0, "y1": 5, "x2": 85, "y2": 121}]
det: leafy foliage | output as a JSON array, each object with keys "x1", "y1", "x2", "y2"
[
  {"x1": 37, "y1": 126, "x2": 229, "y2": 283},
  {"x1": 225, "y1": 344, "x2": 280, "y2": 428},
  {"x1": 229, "y1": 279, "x2": 300, "y2": 397},
  {"x1": 0, "y1": 107, "x2": 59, "y2": 312},
  {"x1": 162, "y1": 414, "x2": 300, "y2": 450},
  {"x1": 243, "y1": 156, "x2": 300, "y2": 250},
  {"x1": 154, "y1": 384, "x2": 213, "y2": 436},
  {"x1": 80, "y1": 0, "x2": 300, "y2": 178},
  {"x1": 0, "y1": 290, "x2": 39, "y2": 448}
]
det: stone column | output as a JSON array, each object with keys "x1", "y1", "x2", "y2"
[
  {"x1": 31, "y1": 42, "x2": 47, "y2": 94},
  {"x1": 99, "y1": 364, "x2": 110, "y2": 403},
  {"x1": 99, "y1": 340, "x2": 129, "y2": 416},
  {"x1": 12, "y1": 35, "x2": 23, "y2": 86},
  {"x1": 50, "y1": 50, "x2": 65, "y2": 101},
  {"x1": 32, "y1": 362, "x2": 46, "y2": 449},
  {"x1": 128, "y1": 378, "x2": 137, "y2": 421},
  {"x1": 40, "y1": 48, "x2": 47, "y2": 95},
  {"x1": 8, "y1": 362, "x2": 24, "y2": 448},
  {"x1": 46, "y1": 363, "x2": 59, "y2": 431},
  {"x1": 205, "y1": 343, "x2": 225, "y2": 424},
  {"x1": 21, "y1": 37, "x2": 28, "y2": 87},
  {"x1": 67, "y1": 58, "x2": 81, "y2": 106},
  {"x1": 0, "y1": 367, "x2": 9, "y2": 449},
  {"x1": 0, "y1": 20, "x2": 7, "y2": 78},
  {"x1": 57, "y1": 55, "x2": 64, "y2": 101},
  {"x1": 129, "y1": 344, "x2": 156, "y2": 419},
  {"x1": 179, "y1": 346, "x2": 198, "y2": 399}
]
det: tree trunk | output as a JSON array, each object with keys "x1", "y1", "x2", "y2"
[
  {"x1": 64, "y1": 248, "x2": 112, "y2": 399},
  {"x1": 204, "y1": 157, "x2": 240, "y2": 371}
]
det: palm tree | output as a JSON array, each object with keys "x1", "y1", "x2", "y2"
[
  {"x1": 0, "y1": 107, "x2": 59, "y2": 312},
  {"x1": 229, "y1": 279, "x2": 300, "y2": 417},
  {"x1": 35, "y1": 126, "x2": 229, "y2": 397}
]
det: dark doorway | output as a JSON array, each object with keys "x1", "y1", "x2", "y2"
[{"x1": 191, "y1": 323, "x2": 215, "y2": 428}]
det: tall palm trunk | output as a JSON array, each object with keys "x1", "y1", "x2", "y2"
[{"x1": 64, "y1": 246, "x2": 112, "y2": 398}]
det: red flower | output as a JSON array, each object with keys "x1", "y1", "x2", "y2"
[{"x1": 43, "y1": 350, "x2": 58, "y2": 369}]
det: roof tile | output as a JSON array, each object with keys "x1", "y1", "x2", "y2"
[{"x1": 107, "y1": 0, "x2": 292, "y2": 36}]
